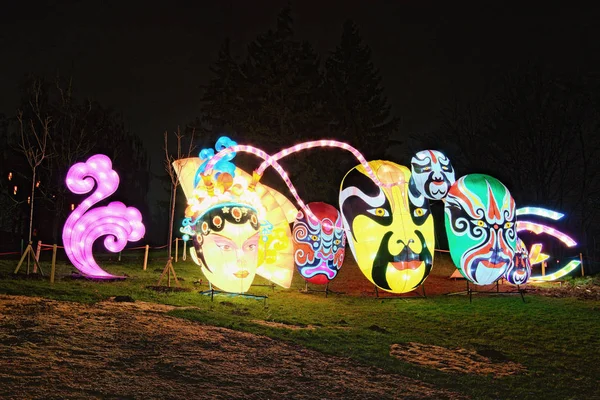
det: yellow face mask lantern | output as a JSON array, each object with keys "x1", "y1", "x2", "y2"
[{"x1": 339, "y1": 160, "x2": 435, "y2": 293}]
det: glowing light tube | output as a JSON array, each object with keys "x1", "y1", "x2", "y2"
[
  {"x1": 253, "y1": 140, "x2": 396, "y2": 187},
  {"x1": 530, "y1": 260, "x2": 580, "y2": 282},
  {"x1": 203, "y1": 145, "x2": 321, "y2": 223},
  {"x1": 516, "y1": 221, "x2": 577, "y2": 247},
  {"x1": 516, "y1": 207, "x2": 564, "y2": 220},
  {"x1": 63, "y1": 154, "x2": 145, "y2": 279}
]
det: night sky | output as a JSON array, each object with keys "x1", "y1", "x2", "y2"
[{"x1": 1, "y1": 2, "x2": 598, "y2": 238}]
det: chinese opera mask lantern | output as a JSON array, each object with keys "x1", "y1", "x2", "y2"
[
  {"x1": 410, "y1": 150, "x2": 455, "y2": 201},
  {"x1": 182, "y1": 172, "x2": 265, "y2": 294},
  {"x1": 444, "y1": 174, "x2": 517, "y2": 285},
  {"x1": 292, "y1": 202, "x2": 346, "y2": 285},
  {"x1": 176, "y1": 138, "x2": 296, "y2": 293},
  {"x1": 504, "y1": 237, "x2": 531, "y2": 285},
  {"x1": 339, "y1": 160, "x2": 435, "y2": 294}
]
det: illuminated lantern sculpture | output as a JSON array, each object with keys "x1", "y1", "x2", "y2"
[
  {"x1": 410, "y1": 150, "x2": 455, "y2": 201},
  {"x1": 339, "y1": 160, "x2": 435, "y2": 294},
  {"x1": 504, "y1": 238, "x2": 531, "y2": 285},
  {"x1": 292, "y1": 202, "x2": 346, "y2": 284},
  {"x1": 444, "y1": 174, "x2": 517, "y2": 285},
  {"x1": 63, "y1": 154, "x2": 145, "y2": 279},
  {"x1": 176, "y1": 139, "x2": 297, "y2": 293},
  {"x1": 516, "y1": 206, "x2": 580, "y2": 282}
]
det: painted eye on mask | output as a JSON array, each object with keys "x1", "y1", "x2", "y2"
[
  {"x1": 311, "y1": 235, "x2": 319, "y2": 241},
  {"x1": 504, "y1": 222, "x2": 513, "y2": 229},
  {"x1": 413, "y1": 208, "x2": 426, "y2": 217},
  {"x1": 474, "y1": 220, "x2": 487, "y2": 228},
  {"x1": 442, "y1": 166, "x2": 449, "y2": 171},
  {"x1": 334, "y1": 239, "x2": 341, "y2": 245},
  {"x1": 423, "y1": 167, "x2": 431, "y2": 171},
  {"x1": 367, "y1": 208, "x2": 389, "y2": 217}
]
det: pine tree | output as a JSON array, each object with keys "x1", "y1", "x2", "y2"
[{"x1": 325, "y1": 20, "x2": 399, "y2": 157}]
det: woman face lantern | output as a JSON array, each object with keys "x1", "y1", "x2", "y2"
[
  {"x1": 293, "y1": 202, "x2": 346, "y2": 285},
  {"x1": 444, "y1": 174, "x2": 517, "y2": 285},
  {"x1": 191, "y1": 203, "x2": 260, "y2": 293},
  {"x1": 339, "y1": 160, "x2": 435, "y2": 294}
]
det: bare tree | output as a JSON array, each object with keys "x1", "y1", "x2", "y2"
[
  {"x1": 157, "y1": 127, "x2": 195, "y2": 287},
  {"x1": 14, "y1": 81, "x2": 52, "y2": 275}
]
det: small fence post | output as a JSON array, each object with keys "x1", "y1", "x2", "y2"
[
  {"x1": 118, "y1": 251, "x2": 122, "y2": 262},
  {"x1": 143, "y1": 244, "x2": 149, "y2": 271},
  {"x1": 580, "y1": 253, "x2": 584, "y2": 277},
  {"x1": 542, "y1": 261, "x2": 546, "y2": 276},
  {"x1": 182, "y1": 240, "x2": 187, "y2": 261},
  {"x1": 50, "y1": 244, "x2": 57, "y2": 283},
  {"x1": 175, "y1": 238, "x2": 179, "y2": 263},
  {"x1": 33, "y1": 241, "x2": 42, "y2": 273}
]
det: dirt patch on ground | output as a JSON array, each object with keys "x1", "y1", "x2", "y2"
[
  {"x1": 390, "y1": 342, "x2": 526, "y2": 378},
  {"x1": 0, "y1": 294, "x2": 466, "y2": 400}
]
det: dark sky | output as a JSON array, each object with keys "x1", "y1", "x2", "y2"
[{"x1": 1, "y1": 1, "x2": 598, "y2": 230}]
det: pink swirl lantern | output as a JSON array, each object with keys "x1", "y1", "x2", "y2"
[{"x1": 62, "y1": 154, "x2": 145, "y2": 279}]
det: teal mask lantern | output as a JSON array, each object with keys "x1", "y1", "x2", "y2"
[{"x1": 444, "y1": 174, "x2": 517, "y2": 285}]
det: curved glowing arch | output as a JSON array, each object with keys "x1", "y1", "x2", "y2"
[
  {"x1": 529, "y1": 260, "x2": 580, "y2": 282},
  {"x1": 202, "y1": 144, "x2": 322, "y2": 224},
  {"x1": 516, "y1": 207, "x2": 564, "y2": 220},
  {"x1": 254, "y1": 140, "x2": 394, "y2": 187},
  {"x1": 516, "y1": 221, "x2": 577, "y2": 248}
]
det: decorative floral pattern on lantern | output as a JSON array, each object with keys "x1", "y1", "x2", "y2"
[
  {"x1": 444, "y1": 174, "x2": 517, "y2": 285},
  {"x1": 339, "y1": 160, "x2": 435, "y2": 294},
  {"x1": 410, "y1": 150, "x2": 455, "y2": 201},
  {"x1": 504, "y1": 238, "x2": 531, "y2": 285},
  {"x1": 62, "y1": 154, "x2": 145, "y2": 279},
  {"x1": 293, "y1": 202, "x2": 346, "y2": 285}
]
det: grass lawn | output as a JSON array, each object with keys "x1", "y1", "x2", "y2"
[{"x1": 1, "y1": 248, "x2": 598, "y2": 399}]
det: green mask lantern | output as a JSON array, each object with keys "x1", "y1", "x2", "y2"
[{"x1": 444, "y1": 174, "x2": 517, "y2": 285}]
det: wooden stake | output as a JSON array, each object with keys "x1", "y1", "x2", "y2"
[
  {"x1": 175, "y1": 238, "x2": 179, "y2": 262},
  {"x1": 50, "y1": 244, "x2": 57, "y2": 283},
  {"x1": 541, "y1": 261, "x2": 546, "y2": 276},
  {"x1": 580, "y1": 253, "x2": 584, "y2": 277},
  {"x1": 14, "y1": 243, "x2": 43, "y2": 276},
  {"x1": 143, "y1": 244, "x2": 149, "y2": 270},
  {"x1": 157, "y1": 257, "x2": 180, "y2": 287},
  {"x1": 33, "y1": 241, "x2": 42, "y2": 273}
]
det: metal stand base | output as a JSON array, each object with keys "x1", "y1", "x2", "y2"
[
  {"x1": 199, "y1": 288, "x2": 268, "y2": 306},
  {"x1": 299, "y1": 282, "x2": 344, "y2": 298},
  {"x1": 447, "y1": 281, "x2": 526, "y2": 303},
  {"x1": 371, "y1": 284, "x2": 427, "y2": 299}
]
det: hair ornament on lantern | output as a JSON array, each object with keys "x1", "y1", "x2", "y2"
[
  {"x1": 194, "y1": 136, "x2": 238, "y2": 188},
  {"x1": 62, "y1": 154, "x2": 145, "y2": 279}
]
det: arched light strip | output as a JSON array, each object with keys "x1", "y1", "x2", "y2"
[
  {"x1": 253, "y1": 140, "x2": 395, "y2": 187},
  {"x1": 203, "y1": 145, "x2": 320, "y2": 224},
  {"x1": 516, "y1": 207, "x2": 564, "y2": 220},
  {"x1": 530, "y1": 260, "x2": 580, "y2": 282},
  {"x1": 516, "y1": 221, "x2": 577, "y2": 247},
  {"x1": 63, "y1": 154, "x2": 145, "y2": 279}
]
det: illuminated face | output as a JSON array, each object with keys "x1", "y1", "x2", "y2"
[
  {"x1": 444, "y1": 174, "x2": 517, "y2": 285},
  {"x1": 339, "y1": 160, "x2": 435, "y2": 293},
  {"x1": 410, "y1": 150, "x2": 455, "y2": 200},
  {"x1": 504, "y1": 237, "x2": 531, "y2": 285},
  {"x1": 292, "y1": 202, "x2": 346, "y2": 285},
  {"x1": 190, "y1": 204, "x2": 260, "y2": 293}
]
